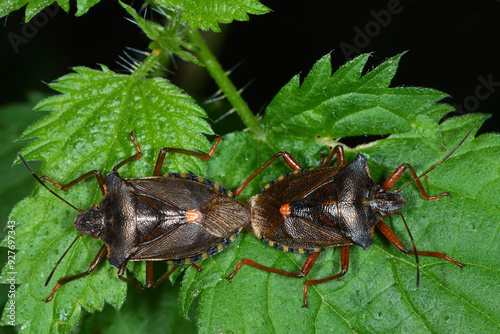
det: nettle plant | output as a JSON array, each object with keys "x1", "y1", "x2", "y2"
[{"x1": 1, "y1": 1, "x2": 499, "y2": 334}]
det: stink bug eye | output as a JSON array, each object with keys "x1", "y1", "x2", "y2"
[{"x1": 228, "y1": 131, "x2": 471, "y2": 308}]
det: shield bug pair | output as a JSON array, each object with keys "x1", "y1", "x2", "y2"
[
  {"x1": 19, "y1": 132, "x2": 250, "y2": 301},
  {"x1": 228, "y1": 132, "x2": 470, "y2": 307}
]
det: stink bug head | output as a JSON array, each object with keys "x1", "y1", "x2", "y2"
[
  {"x1": 74, "y1": 204, "x2": 103, "y2": 238},
  {"x1": 373, "y1": 189, "x2": 404, "y2": 217}
]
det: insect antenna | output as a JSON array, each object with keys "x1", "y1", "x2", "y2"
[
  {"x1": 18, "y1": 153, "x2": 84, "y2": 213},
  {"x1": 18, "y1": 154, "x2": 90, "y2": 285},
  {"x1": 45, "y1": 233, "x2": 86, "y2": 286},
  {"x1": 395, "y1": 130, "x2": 472, "y2": 193},
  {"x1": 18, "y1": 154, "x2": 91, "y2": 285}
]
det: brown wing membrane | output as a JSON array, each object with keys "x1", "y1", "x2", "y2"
[{"x1": 197, "y1": 195, "x2": 250, "y2": 238}]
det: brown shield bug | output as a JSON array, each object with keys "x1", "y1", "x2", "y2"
[
  {"x1": 19, "y1": 132, "x2": 250, "y2": 302},
  {"x1": 227, "y1": 131, "x2": 470, "y2": 307}
]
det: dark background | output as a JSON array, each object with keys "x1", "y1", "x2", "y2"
[
  {"x1": 0, "y1": 0, "x2": 499, "y2": 331},
  {"x1": 1, "y1": 0, "x2": 499, "y2": 133}
]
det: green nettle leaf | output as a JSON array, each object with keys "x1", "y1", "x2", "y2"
[
  {"x1": 77, "y1": 282, "x2": 196, "y2": 334},
  {"x1": 181, "y1": 53, "x2": 499, "y2": 333},
  {"x1": 0, "y1": 0, "x2": 99, "y2": 21},
  {"x1": 156, "y1": 0, "x2": 271, "y2": 32},
  {"x1": 0, "y1": 65, "x2": 213, "y2": 333},
  {"x1": 264, "y1": 53, "x2": 451, "y2": 139}
]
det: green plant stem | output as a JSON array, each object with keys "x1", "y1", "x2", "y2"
[
  {"x1": 188, "y1": 29, "x2": 265, "y2": 139},
  {"x1": 132, "y1": 51, "x2": 161, "y2": 78}
]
